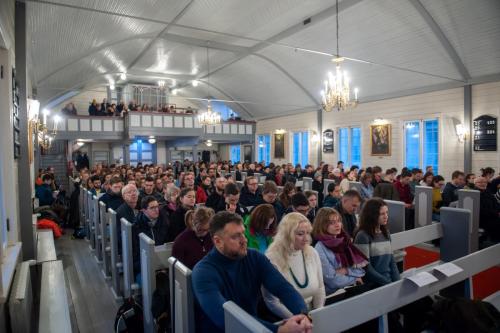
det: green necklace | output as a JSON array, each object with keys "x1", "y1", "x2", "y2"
[{"x1": 289, "y1": 250, "x2": 309, "y2": 289}]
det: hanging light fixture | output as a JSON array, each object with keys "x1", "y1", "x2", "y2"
[
  {"x1": 198, "y1": 43, "x2": 221, "y2": 126},
  {"x1": 321, "y1": 0, "x2": 359, "y2": 112}
]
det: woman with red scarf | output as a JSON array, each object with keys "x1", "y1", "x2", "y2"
[{"x1": 312, "y1": 207, "x2": 368, "y2": 299}]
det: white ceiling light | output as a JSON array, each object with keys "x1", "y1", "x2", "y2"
[
  {"x1": 76, "y1": 141, "x2": 84, "y2": 147},
  {"x1": 148, "y1": 138, "x2": 156, "y2": 144},
  {"x1": 321, "y1": 0, "x2": 359, "y2": 112},
  {"x1": 158, "y1": 80, "x2": 165, "y2": 88},
  {"x1": 192, "y1": 80, "x2": 199, "y2": 87},
  {"x1": 171, "y1": 88, "x2": 178, "y2": 95},
  {"x1": 198, "y1": 44, "x2": 221, "y2": 126},
  {"x1": 120, "y1": 73, "x2": 127, "y2": 80},
  {"x1": 171, "y1": 79, "x2": 176, "y2": 87}
]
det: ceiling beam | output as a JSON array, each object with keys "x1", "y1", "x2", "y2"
[
  {"x1": 37, "y1": 32, "x2": 157, "y2": 84},
  {"x1": 407, "y1": 0, "x2": 471, "y2": 81},
  {"x1": 126, "y1": 0, "x2": 195, "y2": 70},
  {"x1": 203, "y1": 0, "x2": 366, "y2": 78}
]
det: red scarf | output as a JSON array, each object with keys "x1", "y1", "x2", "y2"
[{"x1": 316, "y1": 231, "x2": 368, "y2": 268}]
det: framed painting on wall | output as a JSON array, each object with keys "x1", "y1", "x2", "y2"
[
  {"x1": 274, "y1": 133, "x2": 285, "y2": 158},
  {"x1": 370, "y1": 124, "x2": 391, "y2": 156}
]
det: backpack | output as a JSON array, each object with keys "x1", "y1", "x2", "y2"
[
  {"x1": 151, "y1": 269, "x2": 171, "y2": 333},
  {"x1": 72, "y1": 227, "x2": 86, "y2": 239},
  {"x1": 114, "y1": 297, "x2": 144, "y2": 333}
]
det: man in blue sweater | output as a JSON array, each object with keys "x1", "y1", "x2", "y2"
[{"x1": 192, "y1": 211, "x2": 312, "y2": 333}]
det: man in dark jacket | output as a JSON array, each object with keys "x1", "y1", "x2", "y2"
[
  {"x1": 99, "y1": 176, "x2": 124, "y2": 211},
  {"x1": 206, "y1": 177, "x2": 226, "y2": 209},
  {"x1": 442, "y1": 170, "x2": 465, "y2": 207},
  {"x1": 36, "y1": 174, "x2": 55, "y2": 207},
  {"x1": 335, "y1": 190, "x2": 361, "y2": 238},
  {"x1": 259, "y1": 181, "x2": 285, "y2": 222},
  {"x1": 115, "y1": 184, "x2": 139, "y2": 253},
  {"x1": 215, "y1": 183, "x2": 248, "y2": 217},
  {"x1": 137, "y1": 176, "x2": 163, "y2": 209},
  {"x1": 239, "y1": 176, "x2": 263, "y2": 207},
  {"x1": 475, "y1": 177, "x2": 500, "y2": 242},
  {"x1": 132, "y1": 196, "x2": 168, "y2": 275}
]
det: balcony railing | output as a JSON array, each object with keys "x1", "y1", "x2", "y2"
[{"x1": 51, "y1": 111, "x2": 255, "y2": 142}]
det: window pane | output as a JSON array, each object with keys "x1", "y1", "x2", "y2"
[
  {"x1": 351, "y1": 127, "x2": 361, "y2": 167},
  {"x1": 423, "y1": 119, "x2": 439, "y2": 174},
  {"x1": 301, "y1": 131, "x2": 309, "y2": 166},
  {"x1": 405, "y1": 121, "x2": 420, "y2": 169},
  {"x1": 292, "y1": 133, "x2": 300, "y2": 165},
  {"x1": 339, "y1": 128, "x2": 349, "y2": 165},
  {"x1": 258, "y1": 134, "x2": 271, "y2": 165},
  {"x1": 230, "y1": 145, "x2": 241, "y2": 163}
]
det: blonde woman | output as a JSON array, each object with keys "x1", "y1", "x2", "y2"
[{"x1": 264, "y1": 212, "x2": 325, "y2": 319}]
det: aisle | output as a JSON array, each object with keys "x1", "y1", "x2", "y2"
[{"x1": 55, "y1": 231, "x2": 119, "y2": 333}]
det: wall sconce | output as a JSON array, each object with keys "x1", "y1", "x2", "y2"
[
  {"x1": 275, "y1": 128, "x2": 286, "y2": 134},
  {"x1": 374, "y1": 118, "x2": 387, "y2": 125},
  {"x1": 311, "y1": 131, "x2": 320, "y2": 143},
  {"x1": 148, "y1": 136, "x2": 156, "y2": 144},
  {"x1": 205, "y1": 139, "x2": 212, "y2": 147},
  {"x1": 76, "y1": 141, "x2": 85, "y2": 147},
  {"x1": 455, "y1": 123, "x2": 468, "y2": 142}
]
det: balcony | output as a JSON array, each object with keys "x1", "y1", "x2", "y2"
[{"x1": 52, "y1": 111, "x2": 255, "y2": 143}]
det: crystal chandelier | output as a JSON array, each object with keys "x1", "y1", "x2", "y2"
[
  {"x1": 198, "y1": 102, "x2": 221, "y2": 126},
  {"x1": 321, "y1": 0, "x2": 359, "y2": 112},
  {"x1": 198, "y1": 44, "x2": 221, "y2": 126}
]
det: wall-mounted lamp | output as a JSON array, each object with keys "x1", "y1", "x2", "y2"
[
  {"x1": 455, "y1": 123, "x2": 468, "y2": 142},
  {"x1": 275, "y1": 128, "x2": 286, "y2": 134},
  {"x1": 148, "y1": 135, "x2": 156, "y2": 144},
  {"x1": 374, "y1": 118, "x2": 387, "y2": 125},
  {"x1": 206, "y1": 139, "x2": 213, "y2": 147},
  {"x1": 311, "y1": 131, "x2": 320, "y2": 143},
  {"x1": 76, "y1": 141, "x2": 85, "y2": 147}
]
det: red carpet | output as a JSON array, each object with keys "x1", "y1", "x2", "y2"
[{"x1": 403, "y1": 246, "x2": 500, "y2": 299}]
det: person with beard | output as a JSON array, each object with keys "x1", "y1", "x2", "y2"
[
  {"x1": 192, "y1": 211, "x2": 311, "y2": 333},
  {"x1": 239, "y1": 176, "x2": 264, "y2": 207},
  {"x1": 115, "y1": 184, "x2": 139, "y2": 254},
  {"x1": 206, "y1": 176, "x2": 226, "y2": 210},
  {"x1": 137, "y1": 176, "x2": 163, "y2": 208},
  {"x1": 244, "y1": 204, "x2": 277, "y2": 253},
  {"x1": 99, "y1": 176, "x2": 124, "y2": 210},
  {"x1": 166, "y1": 188, "x2": 196, "y2": 242},
  {"x1": 131, "y1": 196, "x2": 168, "y2": 279},
  {"x1": 196, "y1": 175, "x2": 213, "y2": 204}
]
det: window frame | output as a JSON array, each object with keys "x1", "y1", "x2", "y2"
[
  {"x1": 230, "y1": 144, "x2": 241, "y2": 164},
  {"x1": 338, "y1": 126, "x2": 362, "y2": 168},
  {"x1": 257, "y1": 134, "x2": 271, "y2": 165},
  {"x1": 403, "y1": 118, "x2": 439, "y2": 173},
  {"x1": 291, "y1": 131, "x2": 309, "y2": 166}
]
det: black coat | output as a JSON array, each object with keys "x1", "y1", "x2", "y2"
[
  {"x1": 206, "y1": 191, "x2": 224, "y2": 211},
  {"x1": 115, "y1": 203, "x2": 137, "y2": 254},
  {"x1": 335, "y1": 201, "x2": 357, "y2": 238},
  {"x1": 166, "y1": 206, "x2": 191, "y2": 242},
  {"x1": 239, "y1": 187, "x2": 264, "y2": 208},
  {"x1": 99, "y1": 191, "x2": 124, "y2": 211},
  {"x1": 132, "y1": 212, "x2": 169, "y2": 274}
]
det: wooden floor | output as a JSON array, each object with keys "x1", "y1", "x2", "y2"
[{"x1": 55, "y1": 231, "x2": 119, "y2": 333}]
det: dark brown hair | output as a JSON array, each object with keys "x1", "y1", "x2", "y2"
[
  {"x1": 249, "y1": 204, "x2": 277, "y2": 234},
  {"x1": 356, "y1": 198, "x2": 389, "y2": 239}
]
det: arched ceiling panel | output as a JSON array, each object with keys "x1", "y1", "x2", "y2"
[
  {"x1": 276, "y1": 0, "x2": 464, "y2": 82},
  {"x1": 208, "y1": 55, "x2": 317, "y2": 118},
  {"x1": 131, "y1": 39, "x2": 238, "y2": 76},
  {"x1": 421, "y1": 0, "x2": 500, "y2": 78},
  {"x1": 35, "y1": 0, "x2": 192, "y2": 22},
  {"x1": 27, "y1": 1, "x2": 165, "y2": 84},
  {"x1": 259, "y1": 44, "x2": 453, "y2": 103},
  {"x1": 175, "y1": 0, "x2": 333, "y2": 42},
  {"x1": 37, "y1": 39, "x2": 151, "y2": 102}
]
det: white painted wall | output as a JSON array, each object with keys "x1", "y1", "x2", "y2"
[
  {"x1": 156, "y1": 141, "x2": 167, "y2": 166},
  {"x1": 255, "y1": 84, "x2": 500, "y2": 179},
  {"x1": 256, "y1": 111, "x2": 320, "y2": 165},
  {"x1": 472, "y1": 82, "x2": 500, "y2": 173}
]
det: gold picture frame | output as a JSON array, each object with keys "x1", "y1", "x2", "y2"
[
  {"x1": 274, "y1": 133, "x2": 285, "y2": 158},
  {"x1": 370, "y1": 124, "x2": 391, "y2": 156}
]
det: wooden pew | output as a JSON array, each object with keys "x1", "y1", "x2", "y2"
[
  {"x1": 168, "y1": 257, "x2": 195, "y2": 333},
  {"x1": 108, "y1": 208, "x2": 122, "y2": 300},
  {"x1": 223, "y1": 301, "x2": 272, "y2": 333},
  {"x1": 139, "y1": 234, "x2": 173, "y2": 333}
]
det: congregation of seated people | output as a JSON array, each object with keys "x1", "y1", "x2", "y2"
[{"x1": 70, "y1": 158, "x2": 500, "y2": 332}]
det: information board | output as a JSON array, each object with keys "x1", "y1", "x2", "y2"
[
  {"x1": 473, "y1": 115, "x2": 497, "y2": 151},
  {"x1": 323, "y1": 129, "x2": 334, "y2": 153}
]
